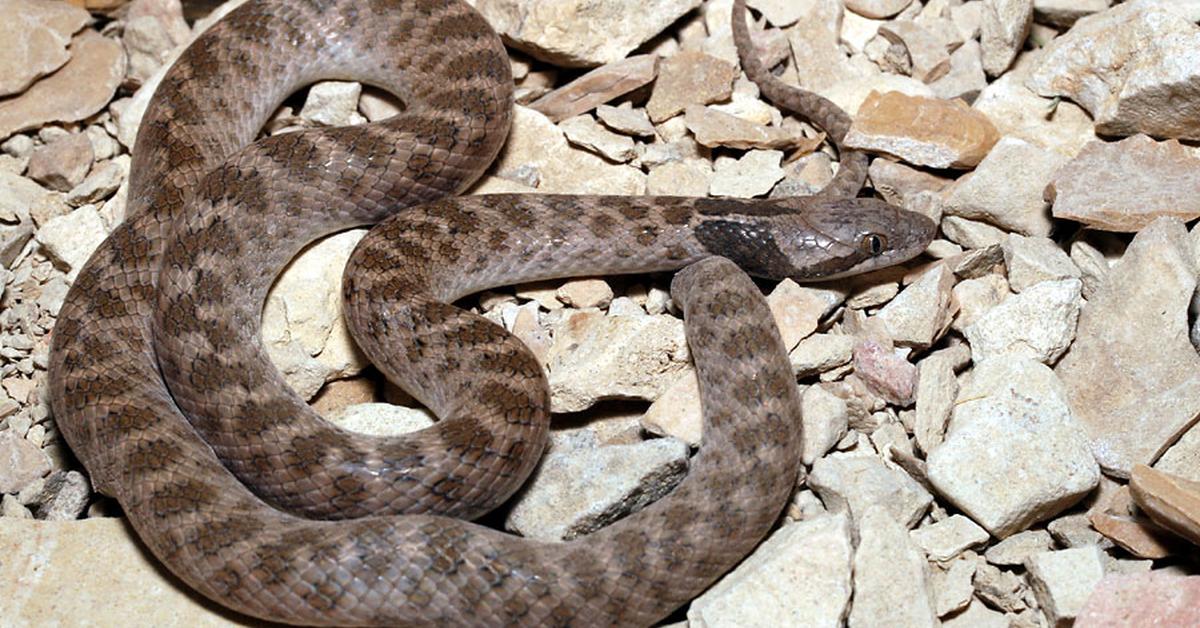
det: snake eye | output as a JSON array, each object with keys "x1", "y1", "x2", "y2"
[{"x1": 861, "y1": 233, "x2": 887, "y2": 255}]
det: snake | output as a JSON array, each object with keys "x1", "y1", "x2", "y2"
[{"x1": 46, "y1": 0, "x2": 936, "y2": 625}]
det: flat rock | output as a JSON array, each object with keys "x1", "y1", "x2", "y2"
[
  {"x1": 849, "y1": 505, "x2": 939, "y2": 628},
  {"x1": 559, "y1": 114, "x2": 636, "y2": 162},
  {"x1": 963, "y1": 278, "x2": 1081, "y2": 365},
  {"x1": 845, "y1": 0, "x2": 915, "y2": 20},
  {"x1": 0, "y1": 518, "x2": 255, "y2": 626},
  {"x1": 34, "y1": 204, "x2": 108, "y2": 281},
  {"x1": 709, "y1": 149, "x2": 785, "y2": 197},
  {"x1": 790, "y1": 333, "x2": 855, "y2": 378},
  {"x1": 985, "y1": 529, "x2": 1054, "y2": 566},
  {"x1": 1047, "y1": 135, "x2": 1200, "y2": 232},
  {"x1": 324, "y1": 403, "x2": 435, "y2": 438},
  {"x1": 913, "y1": 349, "x2": 960, "y2": 455},
  {"x1": 852, "y1": 339, "x2": 917, "y2": 406},
  {"x1": 927, "y1": 357, "x2": 1100, "y2": 538},
  {"x1": 845, "y1": 91, "x2": 1000, "y2": 169},
  {"x1": 121, "y1": 0, "x2": 190, "y2": 87},
  {"x1": 25, "y1": 132, "x2": 94, "y2": 192},
  {"x1": 980, "y1": 0, "x2": 1033, "y2": 77},
  {"x1": 1076, "y1": 572, "x2": 1200, "y2": 628},
  {"x1": 944, "y1": 136, "x2": 1065, "y2": 237},
  {"x1": 595, "y1": 104, "x2": 656, "y2": 137},
  {"x1": 504, "y1": 437, "x2": 688, "y2": 540},
  {"x1": 645, "y1": 159, "x2": 712, "y2": 196},
  {"x1": 1032, "y1": 0, "x2": 1112, "y2": 27},
  {"x1": 646, "y1": 50, "x2": 737, "y2": 123},
  {"x1": 973, "y1": 70, "x2": 1097, "y2": 158},
  {"x1": 942, "y1": 597, "x2": 1009, "y2": 628},
  {"x1": 527, "y1": 55, "x2": 658, "y2": 123},
  {"x1": 930, "y1": 39, "x2": 987, "y2": 103},
  {"x1": 875, "y1": 263, "x2": 955, "y2": 349},
  {"x1": 1001, "y1": 234, "x2": 1080, "y2": 293},
  {"x1": 478, "y1": 0, "x2": 701, "y2": 67},
  {"x1": 1026, "y1": 2, "x2": 1200, "y2": 139},
  {"x1": 299, "y1": 81, "x2": 365, "y2": 127},
  {"x1": 1129, "y1": 464, "x2": 1200, "y2": 548},
  {"x1": 1024, "y1": 546, "x2": 1106, "y2": 627},
  {"x1": 930, "y1": 557, "x2": 977, "y2": 617},
  {"x1": 0, "y1": 0, "x2": 90, "y2": 97},
  {"x1": 0, "y1": 30, "x2": 126, "y2": 140},
  {"x1": 546, "y1": 310, "x2": 688, "y2": 413},
  {"x1": 788, "y1": 1, "x2": 870, "y2": 94},
  {"x1": 800, "y1": 383, "x2": 850, "y2": 465},
  {"x1": 1056, "y1": 219, "x2": 1200, "y2": 477},
  {"x1": 688, "y1": 513, "x2": 853, "y2": 627},
  {"x1": 910, "y1": 514, "x2": 990, "y2": 562},
  {"x1": 0, "y1": 430, "x2": 50, "y2": 494},
  {"x1": 683, "y1": 105, "x2": 805, "y2": 150},
  {"x1": 808, "y1": 452, "x2": 933, "y2": 528},
  {"x1": 33, "y1": 470, "x2": 89, "y2": 521}
]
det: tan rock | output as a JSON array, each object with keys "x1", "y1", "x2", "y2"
[
  {"x1": 1130, "y1": 464, "x2": 1200, "y2": 548},
  {"x1": 555, "y1": 278, "x2": 613, "y2": 309},
  {"x1": 944, "y1": 136, "x2": 1065, "y2": 237},
  {"x1": 913, "y1": 348, "x2": 960, "y2": 455},
  {"x1": 1025, "y1": 546, "x2": 1106, "y2": 627},
  {"x1": 527, "y1": 55, "x2": 658, "y2": 123},
  {"x1": 640, "y1": 369, "x2": 702, "y2": 446},
  {"x1": 646, "y1": 50, "x2": 737, "y2": 123},
  {"x1": 121, "y1": 0, "x2": 191, "y2": 87},
  {"x1": 877, "y1": 20, "x2": 951, "y2": 83},
  {"x1": 594, "y1": 104, "x2": 655, "y2": 138},
  {"x1": 964, "y1": 278, "x2": 1081, "y2": 365},
  {"x1": 299, "y1": 81, "x2": 365, "y2": 127},
  {"x1": 849, "y1": 505, "x2": 939, "y2": 628},
  {"x1": 0, "y1": 430, "x2": 50, "y2": 494},
  {"x1": 1047, "y1": 135, "x2": 1200, "y2": 232},
  {"x1": 980, "y1": 0, "x2": 1032, "y2": 77},
  {"x1": 845, "y1": 91, "x2": 1000, "y2": 169},
  {"x1": 1056, "y1": 219, "x2": 1200, "y2": 477},
  {"x1": 846, "y1": 0, "x2": 915, "y2": 20},
  {"x1": 477, "y1": 0, "x2": 701, "y2": 67},
  {"x1": 875, "y1": 263, "x2": 956, "y2": 348},
  {"x1": 809, "y1": 453, "x2": 933, "y2": 528},
  {"x1": 789, "y1": 332, "x2": 855, "y2": 378},
  {"x1": 646, "y1": 159, "x2": 712, "y2": 196},
  {"x1": 25, "y1": 132, "x2": 94, "y2": 192},
  {"x1": 0, "y1": 0, "x2": 90, "y2": 97},
  {"x1": 1001, "y1": 234, "x2": 1080, "y2": 293},
  {"x1": 985, "y1": 529, "x2": 1053, "y2": 566},
  {"x1": 1032, "y1": 0, "x2": 1111, "y2": 27},
  {"x1": 973, "y1": 69, "x2": 1096, "y2": 159},
  {"x1": 930, "y1": 39, "x2": 987, "y2": 103},
  {"x1": 1076, "y1": 572, "x2": 1200, "y2": 628},
  {"x1": 34, "y1": 204, "x2": 108, "y2": 281},
  {"x1": 709, "y1": 149, "x2": 785, "y2": 197},
  {"x1": 787, "y1": 3, "x2": 869, "y2": 94},
  {"x1": 0, "y1": 31, "x2": 126, "y2": 139},
  {"x1": 684, "y1": 105, "x2": 809, "y2": 150}
]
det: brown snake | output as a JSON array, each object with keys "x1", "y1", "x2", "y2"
[{"x1": 47, "y1": 0, "x2": 935, "y2": 625}]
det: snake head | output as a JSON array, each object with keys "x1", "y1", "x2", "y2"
[{"x1": 694, "y1": 197, "x2": 937, "y2": 282}]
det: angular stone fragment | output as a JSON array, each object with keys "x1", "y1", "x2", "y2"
[
  {"x1": 964, "y1": 278, "x2": 1081, "y2": 364},
  {"x1": 478, "y1": 0, "x2": 701, "y2": 67},
  {"x1": 689, "y1": 513, "x2": 853, "y2": 627},
  {"x1": 1047, "y1": 135, "x2": 1200, "y2": 232},
  {"x1": 0, "y1": 430, "x2": 50, "y2": 494},
  {"x1": 790, "y1": 333, "x2": 855, "y2": 378},
  {"x1": 845, "y1": 91, "x2": 1000, "y2": 169},
  {"x1": 1129, "y1": 464, "x2": 1200, "y2": 548},
  {"x1": 849, "y1": 506, "x2": 939, "y2": 628},
  {"x1": 910, "y1": 515, "x2": 990, "y2": 562},
  {"x1": 944, "y1": 136, "x2": 1065, "y2": 237},
  {"x1": 299, "y1": 81, "x2": 365, "y2": 127},
  {"x1": 809, "y1": 453, "x2": 933, "y2": 528},
  {"x1": 559, "y1": 114, "x2": 636, "y2": 162},
  {"x1": 1001, "y1": 234, "x2": 1080, "y2": 293},
  {"x1": 845, "y1": 0, "x2": 915, "y2": 20},
  {"x1": 1056, "y1": 219, "x2": 1200, "y2": 476},
  {"x1": 0, "y1": 0, "x2": 90, "y2": 97},
  {"x1": 34, "y1": 204, "x2": 108, "y2": 281},
  {"x1": 1032, "y1": 0, "x2": 1111, "y2": 28},
  {"x1": 1076, "y1": 572, "x2": 1200, "y2": 628},
  {"x1": 0, "y1": 31, "x2": 126, "y2": 139},
  {"x1": 927, "y1": 357, "x2": 1100, "y2": 538},
  {"x1": 709, "y1": 149, "x2": 785, "y2": 197},
  {"x1": 121, "y1": 0, "x2": 191, "y2": 87},
  {"x1": 984, "y1": 529, "x2": 1053, "y2": 566},
  {"x1": 527, "y1": 55, "x2": 658, "y2": 122},
  {"x1": 505, "y1": 438, "x2": 688, "y2": 540},
  {"x1": 646, "y1": 159, "x2": 712, "y2": 196},
  {"x1": 646, "y1": 51, "x2": 738, "y2": 123},
  {"x1": 852, "y1": 340, "x2": 916, "y2": 406},
  {"x1": 875, "y1": 263, "x2": 955, "y2": 348},
  {"x1": 914, "y1": 349, "x2": 959, "y2": 454},
  {"x1": 980, "y1": 0, "x2": 1032, "y2": 77},
  {"x1": 973, "y1": 71, "x2": 1096, "y2": 159},
  {"x1": 1025, "y1": 546, "x2": 1106, "y2": 627},
  {"x1": 25, "y1": 132, "x2": 93, "y2": 192},
  {"x1": 800, "y1": 383, "x2": 850, "y2": 465},
  {"x1": 683, "y1": 105, "x2": 806, "y2": 150},
  {"x1": 1027, "y1": 2, "x2": 1200, "y2": 140},
  {"x1": 930, "y1": 39, "x2": 987, "y2": 103}
]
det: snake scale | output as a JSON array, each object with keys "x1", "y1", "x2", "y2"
[{"x1": 47, "y1": 0, "x2": 936, "y2": 625}]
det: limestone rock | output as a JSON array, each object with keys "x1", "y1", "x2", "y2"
[
  {"x1": 910, "y1": 514, "x2": 990, "y2": 562},
  {"x1": 689, "y1": 513, "x2": 853, "y2": 627},
  {"x1": 963, "y1": 278, "x2": 1081, "y2": 365},
  {"x1": 25, "y1": 132, "x2": 94, "y2": 192},
  {"x1": 808, "y1": 452, "x2": 933, "y2": 528},
  {"x1": 34, "y1": 204, "x2": 108, "y2": 281},
  {"x1": 943, "y1": 136, "x2": 1066, "y2": 238},
  {"x1": 0, "y1": 430, "x2": 50, "y2": 494},
  {"x1": 985, "y1": 529, "x2": 1054, "y2": 566},
  {"x1": 121, "y1": 0, "x2": 190, "y2": 87},
  {"x1": 299, "y1": 81, "x2": 365, "y2": 127},
  {"x1": 790, "y1": 333, "x2": 855, "y2": 378},
  {"x1": 1076, "y1": 572, "x2": 1200, "y2": 628},
  {"x1": 845, "y1": 91, "x2": 1000, "y2": 169},
  {"x1": 845, "y1": 0, "x2": 915, "y2": 20},
  {"x1": 683, "y1": 105, "x2": 805, "y2": 150},
  {"x1": 980, "y1": 0, "x2": 1032, "y2": 77},
  {"x1": 646, "y1": 50, "x2": 738, "y2": 123},
  {"x1": 477, "y1": 0, "x2": 701, "y2": 67},
  {"x1": 559, "y1": 114, "x2": 636, "y2": 162},
  {"x1": 505, "y1": 438, "x2": 688, "y2": 540},
  {"x1": 1024, "y1": 546, "x2": 1106, "y2": 627},
  {"x1": 0, "y1": 0, "x2": 90, "y2": 97},
  {"x1": 324, "y1": 403, "x2": 435, "y2": 438},
  {"x1": 1056, "y1": 219, "x2": 1200, "y2": 476},
  {"x1": 800, "y1": 383, "x2": 850, "y2": 465},
  {"x1": 849, "y1": 505, "x2": 939, "y2": 628},
  {"x1": 1047, "y1": 135, "x2": 1200, "y2": 232},
  {"x1": 709, "y1": 149, "x2": 785, "y2": 197},
  {"x1": 527, "y1": 55, "x2": 658, "y2": 123},
  {"x1": 1129, "y1": 464, "x2": 1200, "y2": 548},
  {"x1": 927, "y1": 357, "x2": 1100, "y2": 538},
  {"x1": 1001, "y1": 234, "x2": 1080, "y2": 293},
  {"x1": 875, "y1": 263, "x2": 955, "y2": 349}
]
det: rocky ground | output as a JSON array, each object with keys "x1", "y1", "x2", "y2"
[{"x1": 3, "y1": 0, "x2": 1200, "y2": 625}]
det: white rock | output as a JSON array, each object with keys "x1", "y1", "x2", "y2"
[
  {"x1": 984, "y1": 529, "x2": 1054, "y2": 565},
  {"x1": 709, "y1": 150, "x2": 785, "y2": 198},
  {"x1": 559, "y1": 115, "x2": 637, "y2": 163},
  {"x1": 800, "y1": 383, "x2": 850, "y2": 465},
  {"x1": 874, "y1": 263, "x2": 955, "y2": 349},
  {"x1": 505, "y1": 438, "x2": 688, "y2": 540},
  {"x1": 927, "y1": 357, "x2": 1100, "y2": 538},
  {"x1": 324, "y1": 403, "x2": 435, "y2": 437},
  {"x1": 789, "y1": 333, "x2": 855, "y2": 378},
  {"x1": 299, "y1": 81, "x2": 366, "y2": 127},
  {"x1": 849, "y1": 505, "x2": 939, "y2": 628},
  {"x1": 640, "y1": 369, "x2": 701, "y2": 447},
  {"x1": 688, "y1": 513, "x2": 854, "y2": 627},
  {"x1": 1024, "y1": 546, "x2": 1106, "y2": 626},
  {"x1": 943, "y1": 136, "x2": 1067, "y2": 238},
  {"x1": 963, "y1": 278, "x2": 1081, "y2": 364},
  {"x1": 980, "y1": 0, "x2": 1033, "y2": 76},
  {"x1": 910, "y1": 514, "x2": 990, "y2": 562},
  {"x1": 1001, "y1": 233, "x2": 1081, "y2": 293},
  {"x1": 808, "y1": 453, "x2": 933, "y2": 528},
  {"x1": 34, "y1": 205, "x2": 108, "y2": 281}
]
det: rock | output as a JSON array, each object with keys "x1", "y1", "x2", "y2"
[
  {"x1": 545, "y1": 310, "x2": 688, "y2": 413},
  {"x1": 808, "y1": 452, "x2": 933, "y2": 528},
  {"x1": 943, "y1": 136, "x2": 1066, "y2": 238},
  {"x1": 0, "y1": 0, "x2": 90, "y2": 97},
  {"x1": 555, "y1": 278, "x2": 613, "y2": 309},
  {"x1": 1001, "y1": 234, "x2": 1080, "y2": 293},
  {"x1": 910, "y1": 514, "x2": 990, "y2": 562},
  {"x1": 559, "y1": 114, "x2": 636, "y2": 162},
  {"x1": 875, "y1": 263, "x2": 955, "y2": 349},
  {"x1": 0, "y1": 430, "x2": 50, "y2": 493},
  {"x1": 1047, "y1": 135, "x2": 1200, "y2": 232},
  {"x1": 0, "y1": 31, "x2": 126, "y2": 140},
  {"x1": 873, "y1": 21, "x2": 951, "y2": 83},
  {"x1": 527, "y1": 55, "x2": 658, "y2": 123},
  {"x1": 298, "y1": 81, "x2": 365, "y2": 127},
  {"x1": 645, "y1": 50, "x2": 737, "y2": 123},
  {"x1": 942, "y1": 597, "x2": 1009, "y2": 628},
  {"x1": 645, "y1": 159, "x2": 712, "y2": 196},
  {"x1": 867, "y1": 157, "x2": 951, "y2": 218},
  {"x1": 980, "y1": 0, "x2": 1032, "y2": 77},
  {"x1": 985, "y1": 529, "x2": 1054, "y2": 566},
  {"x1": 1032, "y1": 0, "x2": 1111, "y2": 27},
  {"x1": 800, "y1": 383, "x2": 850, "y2": 465},
  {"x1": 324, "y1": 403, "x2": 434, "y2": 437},
  {"x1": 1024, "y1": 546, "x2": 1106, "y2": 627},
  {"x1": 262, "y1": 229, "x2": 370, "y2": 400},
  {"x1": 1076, "y1": 572, "x2": 1200, "y2": 628},
  {"x1": 765, "y1": 278, "x2": 843, "y2": 351},
  {"x1": 1056, "y1": 219, "x2": 1200, "y2": 477},
  {"x1": 845, "y1": 0, "x2": 915, "y2": 20},
  {"x1": 1048, "y1": 513, "x2": 1108, "y2": 550},
  {"x1": 787, "y1": 1, "x2": 871, "y2": 94},
  {"x1": 594, "y1": 105, "x2": 655, "y2": 137},
  {"x1": 33, "y1": 470, "x2": 89, "y2": 521},
  {"x1": 845, "y1": 91, "x2": 1000, "y2": 169},
  {"x1": 34, "y1": 204, "x2": 108, "y2": 281},
  {"x1": 709, "y1": 149, "x2": 785, "y2": 197},
  {"x1": 849, "y1": 505, "x2": 939, "y2": 628},
  {"x1": 640, "y1": 369, "x2": 701, "y2": 446},
  {"x1": 927, "y1": 357, "x2": 1100, "y2": 538},
  {"x1": 688, "y1": 513, "x2": 853, "y2": 627},
  {"x1": 0, "y1": 518, "x2": 256, "y2": 626},
  {"x1": 973, "y1": 70, "x2": 1096, "y2": 159},
  {"x1": 852, "y1": 339, "x2": 917, "y2": 406},
  {"x1": 67, "y1": 155, "x2": 129, "y2": 206},
  {"x1": 930, "y1": 39, "x2": 987, "y2": 103},
  {"x1": 949, "y1": 273, "x2": 1007, "y2": 334},
  {"x1": 963, "y1": 278, "x2": 1081, "y2": 365},
  {"x1": 973, "y1": 561, "x2": 1032, "y2": 613},
  {"x1": 1027, "y1": 2, "x2": 1200, "y2": 140},
  {"x1": 121, "y1": 0, "x2": 190, "y2": 87},
  {"x1": 481, "y1": 106, "x2": 645, "y2": 195},
  {"x1": 913, "y1": 349, "x2": 959, "y2": 455},
  {"x1": 477, "y1": 0, "x2": 701, "y2": 67},
  {"x1": 505, "y1": 438, "x2": 688, "y2": 540},
  {"x1": 683, "y1": 105, "x2": 805, "y2": 150},
  {"x1": 25, "y1": 132, "x2": 94, "y2": 192},
  {"x1": 1129, "y1": 464, "x2": 1200, "y2": 548},
  {"x1": 930, "y1": 557, "x2": 977, "y2": 617},
  {"x1": 789, "y1": 333, "x2": 855, "y2": 378}
]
